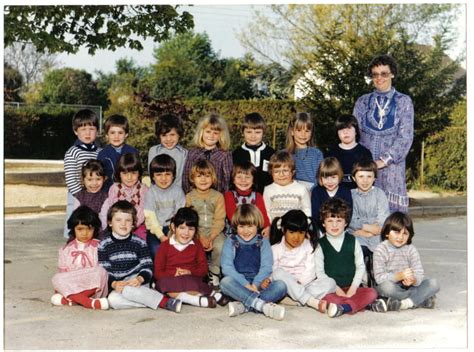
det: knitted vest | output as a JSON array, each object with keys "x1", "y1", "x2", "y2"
[{"x1": 319, "y1": 234, "x2": 355, "y2": 287}]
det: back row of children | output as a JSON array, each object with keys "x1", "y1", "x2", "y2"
[{"x1": 56, "y1": 108, "x2": 438, "y2": 318}]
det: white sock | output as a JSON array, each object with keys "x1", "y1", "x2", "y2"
[
  {"x1": 176, "y1": 293, "x2": 208, "y2": 307},
  {"x1": 211, "y1": 290, "x2": 222, "y2": 302},
  {"x1": 400, "y1": 298, "x2": 414, "y2": 310}
]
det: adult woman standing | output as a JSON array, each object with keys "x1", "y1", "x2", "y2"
[{"x1": 353, "y1": 54, "x2": 414, "y2": 213}]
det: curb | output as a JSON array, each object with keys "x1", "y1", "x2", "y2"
[
  {"x1": 4, "y1": 205, "x2": 466, "y2": 217},
  {"x1": 5, "y1": 171, "x2": 66, "y2": 186}
]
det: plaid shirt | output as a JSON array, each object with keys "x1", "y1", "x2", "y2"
[{"x1": 182, "y1": 147, "x2": 233, "y2": 194}]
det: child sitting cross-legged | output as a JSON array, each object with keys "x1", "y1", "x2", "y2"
[
  {"x1": 270, "y1": 210, "x2": 336, "y2": 314},
  {"x1": 315, "y1": 198, "x2": 378, "y2": 318},
  {"x1": 98, "y1": 200, "x2": 182, "y2": 312},
  {"x1": 372, "y1": 212, "x2": 440, "y2": 312},
  {"x1": 153, "y1": 207, "x2": 229, "y2": 309},
  {"x1": 220, "y1": 204, "x2": 287, "y2": 320}
]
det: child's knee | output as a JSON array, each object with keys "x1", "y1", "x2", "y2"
[
  {"x1": 107, "y1": 291, "x2": 123, "y2": 309},
  {"x1": 425, "y1": 278, "x2": 440, "y2": 293}
]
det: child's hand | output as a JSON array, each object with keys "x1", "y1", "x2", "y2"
[
  {"x1": 112, "y1": 280, "x2": 127, "y2": 293},
  {"x1": 260, "y1": 277, "x2": 271, "y2": 289},
  {"x1": 175, "y1": 267, "x2": 191, "y2": 276},
  {"x1": 402, "y1": 268, "x2": 414, "y2": 280},
  {"x1": 354, "y1": 229, "x2": 373, "y2": 238},
  {"x1": 346, "y1": 286, "x2": 357, "y2": 298},
  {"x1": 402, "y1": 276, "x2": 416, "y2": 287},
  {"x1": 335, "y1": 286, "x2": 347, "y2": 297},
  {"x1": 261, "y1": 226, "x2": 270, "y2": 239},
  {"x1": 200, "y1": 237, "x2": 212, "y2": 251},
  {"x1": 127, "y1": 276, "x2": 143, "y2": 287},
  {"x1": 160, "y1": 235, "x2": 169, "y2": 242},
  {"x1": 245, "y1": 283, "x2": 259, "y2": 293}
]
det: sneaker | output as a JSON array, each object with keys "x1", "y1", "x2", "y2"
[
  {"x1": 262, "y1": 303, "x2": 285, "y2": 321},
  {"x1": 327, "y1": 303, "x2": 345, "y2": 318},
  {"x1": 51, "y1": 293, "x2": 69, "y2": 306},
  {"x1": 164, "y1": 298, "x2": 182, "y2": 313},
  {"x1": 369, "y1": 298, "x2": 387, "y2": 313},
  {"x1": 228, "y1": 301, "x2": 246, "y2": 317},
  {"x1": 419, "y1": 296, "x2": 436, "y2": 309},
  {"x1": 91, "y1": 297, "x2": 109, "y2": 310},
  {"x1": 386, "y1": 297, "x2": 401, "y2": 311}
]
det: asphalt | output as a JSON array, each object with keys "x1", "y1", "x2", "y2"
[{"x1": 3, "y1": 213, "x2": 467, "y2": 349}]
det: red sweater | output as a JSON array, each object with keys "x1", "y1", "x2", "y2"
[
  {"x1": 154, "y1": 239, "x2": 208, "y2": 280},
  {"x1": 224, "y1": 189, "x2": 270, "y2": 228}
]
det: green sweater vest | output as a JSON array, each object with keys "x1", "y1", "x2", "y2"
[{"x1": 319, "y1": 233, "x2": 355, "y2": 287}]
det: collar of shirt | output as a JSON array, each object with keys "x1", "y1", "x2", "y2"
[{"x1": 170, "y1": 235, "x2": 194, "y2": 251}]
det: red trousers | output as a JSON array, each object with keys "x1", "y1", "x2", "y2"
[{"x1": 323, "y1": 287, "x2": 377, "y2": 314}]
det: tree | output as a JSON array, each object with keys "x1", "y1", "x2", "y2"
[
  {"x1": 4, "y1": 5, "x2": 194, "y2": 54},
  {"x1": 240, "y1": 4, "x2": 466, "y2": 182},
  {"x1": 39, "y1": 68, "x2": 107, "y2": 106},
  {"x1": 149, "y1": 32, "x2": 256, "y2": 100},
  {"x1": 4, "y1": 42, "x2": 58, "y2": 87},
  {"x1": 4, "y1": 63, "x2": 24, "y2": 102}
]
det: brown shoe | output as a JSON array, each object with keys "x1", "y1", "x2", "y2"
[{"x1": 200, "y1": 295, "x2": 216, "y2": 308}]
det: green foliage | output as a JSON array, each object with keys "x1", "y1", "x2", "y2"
[
  {"x1": 423, "y1": 99, "x2": 466, "y2": 191},
  {"x1": 241, "y1": 4, "x2": 466, "y2": 181},
  {"x1": 40, "y1": 68, "x2": 108, "y2": 106},
  {"x1": 4, "y1": 63, "x2": 24, "y2": 102},
  {"x1": 4, "y1": 105, "x2": 77, "y2": 159},
  {"x1": 4, "y1": 5, "x2": 194, "y2": 54}
]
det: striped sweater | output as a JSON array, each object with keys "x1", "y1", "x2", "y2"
[
  {"x1": 64, "y1": 141, "x2": 100, "y2": 195},
  {"x1": 98, "y1": 232, "x2": 153, "y2": 289}
]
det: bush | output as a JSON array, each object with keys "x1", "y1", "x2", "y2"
[
  {"x1": 4, "y1": 105, "x2": 78, "y2": 159},
  {"x1": 423, "y1": 99, "x2": 466, "y2": 191}
]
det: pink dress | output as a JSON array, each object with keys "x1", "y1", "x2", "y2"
[
  {"x1": 51, "y1": 239, "x2": 108, "y2": 298},
  {"x1": 99, "y1": 182, "x2": 149, "y2": 239}
]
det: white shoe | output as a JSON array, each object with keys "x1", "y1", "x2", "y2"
[
  {"x1": 92, "y1": 297, "x2": 109, "y2": 310},
  {"x1": 51, "y1": 293, "x2": 68, "y2": 306},
  {"x1": 262, "y1": 303, "x2": 285, "y2": 320},
  {"x1": 228, "y1": 302, "x2": 246, "y2": 317}
]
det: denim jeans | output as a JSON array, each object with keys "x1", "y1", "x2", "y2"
[
  {"x1": 220, "y1": 276, "x2": 287, "y2": 312},
  {"x1": 272, "y1": 267, "x2": 336, "y2": 304},
  {"x1": 146, "y1": 226, "x2": 169, "y2": 262},
  {"x1": 376, "y1": 278, "x2": 440, "y2": 307}
]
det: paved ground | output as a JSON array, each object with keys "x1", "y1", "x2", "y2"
[{"x1": 3, "y1": 213, "x2": 467, "y2": 349}]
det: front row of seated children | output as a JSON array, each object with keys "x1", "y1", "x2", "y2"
[{"x1": 52, "y1": 196, "x2": 439, "y2": 319}]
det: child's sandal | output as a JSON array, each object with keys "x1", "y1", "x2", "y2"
[{"x1": 199, "y1": 296, "x2": 216, "y2": 308}]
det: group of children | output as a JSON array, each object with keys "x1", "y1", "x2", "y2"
[{"x1": 51, "y1": 108, "x2": 439, "y2": 320}]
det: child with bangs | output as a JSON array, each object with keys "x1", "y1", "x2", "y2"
[
  {"x1": 326, "y1": 114, "x2": 373, "y2": 189},
  {"x1": 148, "y1": 114, "x2": 188, "y2": 189},
  {"x1": 73, "y1": 159, "x2": 108, "y2": 215},
  {"x1": 185, "y1": 160, "x2": 226, "y2": 288},
  {"x1": 100, "y1": 153, "x2": 148, "y2": 240},
  {"x1": 224, "y1": 161, "x2": 271, "y2": 237},
  {"x1": 182, "y1": 114, "x2": 233, "y2": 194},
  {"x1": 286, "y1": 112, "x2": 324, "y2": 192},
  {"x1": 232, "y1": 112, "x2": 275, "y2": 193},
  {"x1": 263, "y1": 150, "x2": 311, "y2": 222},
  {"x1": 311, "y1": 157, "x2": 352, "y2": 231},
  {"x1": 144, "y1": 154, "x2": 186, "y2": 260}
]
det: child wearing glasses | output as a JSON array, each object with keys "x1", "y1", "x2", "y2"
[{"x1": 263, "y1": 150, "x2": 311, "y2": 222}]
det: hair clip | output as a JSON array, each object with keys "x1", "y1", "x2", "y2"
[{"x1": 276, "y1": 218, "x2": 282, "y2": 230}]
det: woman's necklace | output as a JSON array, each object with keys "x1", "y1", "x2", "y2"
[{"x1": 374, "y1": 96, "x2": 390, "y2": 129}]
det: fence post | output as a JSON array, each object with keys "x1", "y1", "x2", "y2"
[
  {"x1": 420, "y1": 139, "x2": 425, "y2": 190},
  {"x1": 272, "y1": 124, "x2": 277, "y2": 149}
]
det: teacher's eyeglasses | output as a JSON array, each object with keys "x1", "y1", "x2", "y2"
[{"x1": 370, "y1": 72, "x2": 391, "y2": 79}]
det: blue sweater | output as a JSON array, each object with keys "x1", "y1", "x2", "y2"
[
  {"x1": 98, "y1": 144, "x2": 139, "y2": 192},
  {"x1": 221, "y1": 234, "x2": 273, "y2": 288},
  {"x1": 311, "y1": 184, "x2": 353, "y2": 227}
]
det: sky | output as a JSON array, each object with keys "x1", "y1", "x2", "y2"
[
  {"x1": 55, "y1": 4, "x2": 467, "y2": 76},
  {"x1": 56, "y1": 5, "x2": 273, "y2": 76}
]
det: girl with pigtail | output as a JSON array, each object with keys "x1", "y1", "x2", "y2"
[{"x1": 270, "y1": 210, "x2": 337, "y2": 314}]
